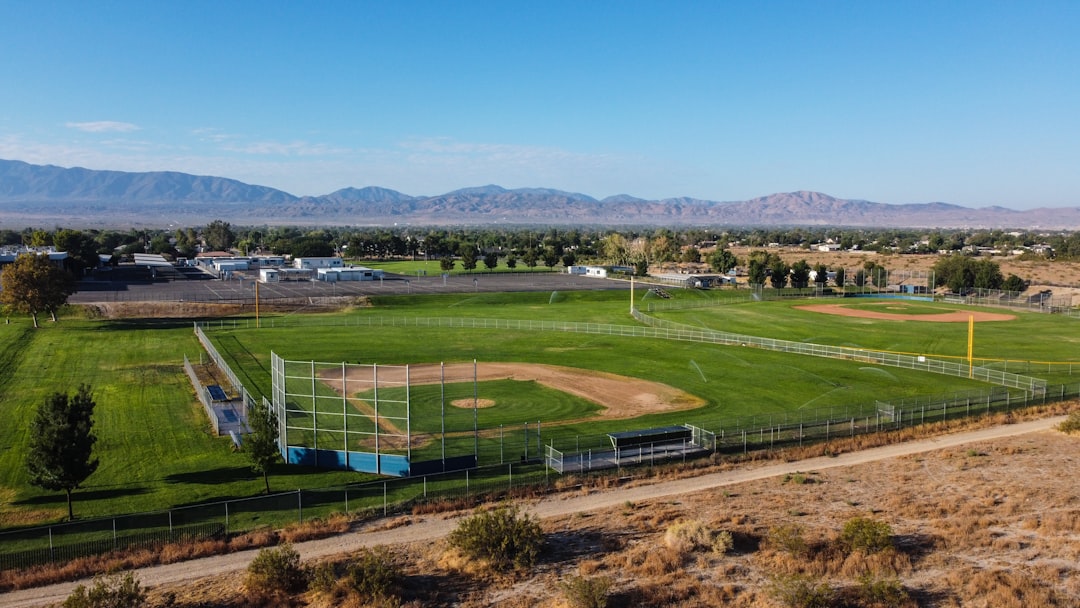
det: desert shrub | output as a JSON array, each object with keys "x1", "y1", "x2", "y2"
[
  {"x1": 448, "y1": 504, "x2": 544, "y2": 572},
  {"x1": 560, "y1": 574, "x2": 612, "y2": 608},
  {"x1": 307, "y1": 561, "x2": 338, "y2": 595},
  {"x1": 1057, "y1": 411, "x2": 1080, "y2": 434},
  {"x1": 767, "y1": 523, "x2": 809, "y2": 556},
  {"x1": 345, "y1": 546, "x2": 402, "y2": 603},
  {"x1": 664, "y1": 519, "x2": 734, "y2": 554},
  {"x1": 856, "y1": 573, "x2": 912, "y2": 607},
  {"x1": 246, "y1": 543, "x2": 307, "y2": 597},
  {"x1": 767, "y1": 574, "x2": 835, "y2": 608},
  {"x1": 62, "y1": 572, "x2": 145, "y2": 608},
  {"x1": 840, "y1": 517, "x2": 893, "y2": 553}
]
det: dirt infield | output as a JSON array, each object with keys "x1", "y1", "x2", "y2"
[
  {"x1": 795, "y1": 302, "x2": 1017, "y2": 322},
  {"x1": 320, "y1": 362, "x2": 705, "y2": 421}
]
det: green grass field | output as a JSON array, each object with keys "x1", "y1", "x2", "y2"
[
  {"x1": 208, "y1": 290, "x2": 1076, "y2": 465},
  {"x1": 649, "y1": 297, "x2": 1080, "y2": 380},
  {"x1": 2, "y1": 289, "x2": 1078, "y2": 530}
]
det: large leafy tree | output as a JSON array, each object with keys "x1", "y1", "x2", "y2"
[
  {"x1": 789, "y1": 260, "x2": 811, "y2": 288},
  {"x1": 0, "y1": 254, "x2": 77, "y2": 327},
  {"x1": 203, "y1": 220, "x2": 236, "y2": 252},
  {"x1": 26, "y1": 385, "x2": 99, "y2": 520},
  {"x1": 769, "y1": 259, "x2": 790, "y2": 289},
  {"x1": 244, "y1": 399, "x2": 282, "y2": 494},
  {"x1": 708, "y1": 248, "x2": 739, "y2": 275}
]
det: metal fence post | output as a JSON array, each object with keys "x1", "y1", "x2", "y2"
[{"x1": 298, "y1": 489, "x2": 303, "y2": 524}]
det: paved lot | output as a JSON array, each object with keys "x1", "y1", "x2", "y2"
[{"x1": 70, "y1": 268, "x2": 632, "y2": 304}]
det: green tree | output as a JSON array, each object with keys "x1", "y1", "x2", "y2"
[
  {"x1": 483, "y1": 251, "x2": 499, "y2": 270},
  {"x1": 244, "y1": 398, "x2": 282, "y2": 494},
  {"x1": 203, "y1": 220, "x2": 235, "y2": 251},
  {"x1": 769, "y1": 259, "x2": 790, "y2": 289},
  {"x1": 505, "y1": 252, "x2": 518, "y2": 269},
  {"x1": 812, "y1": 263, "x2": 829, "y2": 289},
  {"x1": 561, "y1": 251, "x2": 577, "y2": 268},
  {"x1": 459, "y1": 244, "x2": 478, "y2": 271},
  {"x1": 522, "y1": 247, "x2": 539, "y2": 268},
  {"x1": 833, "y1": 266, "x2": 846, "y2": 288},
  {"x1": 708, "y1": 248, "x2": 739, "y2": 274},
  {"x1": 747, "y1": 258, "x2": 768, "y2": 286},
  {"x1": 681, "y1": 246, "x2": 702, "y2": 264},
  {"x1": 53, "y1": 229, "x2": 100, "y2": 276},
  {"x1": 789, "y1": 260, "x2": 811, "y2": 288},
  {"x1": 542, "y1": 247, "x2": 560, "y2": 269},
  {"x1": 0, "y1": 254, "x2": 77, "y2": 327},
  {"x1": 439, "y1": 256, "x2": 456, "y2": 272},
  {"x1": 289, "y1": 237, "x2": 335, "y2": 258},
  {"x1": 26, "y1": 385, "x2": 99, "y2": 520},
  {"x1": 1003, "y1": 273, "x2": 1027, "y2": 293}
]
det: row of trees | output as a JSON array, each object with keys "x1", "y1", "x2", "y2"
[{"x1": 5, "y1": 222, "x2": 1077, "y2": 268}]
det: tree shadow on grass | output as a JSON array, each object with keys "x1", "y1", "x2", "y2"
[
  {"x1": 15, "y1": 486, "x2": 149, "y2": 506},
  {"x1": 163, "y1": 466, "x2": 256, "y2": 485}
]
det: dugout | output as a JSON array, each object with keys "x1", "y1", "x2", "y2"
[{"x1": 609, "y1": 425, "x2": 692, "y2": 450}]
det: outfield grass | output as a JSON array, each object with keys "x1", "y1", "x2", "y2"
[{"x1": 650, "y1": 298, "x2": 1080, "y2": 376}]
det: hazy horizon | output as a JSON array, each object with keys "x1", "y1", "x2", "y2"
[{"x1": 1, "y1": 1, "x2": 1078, "y2": 209}]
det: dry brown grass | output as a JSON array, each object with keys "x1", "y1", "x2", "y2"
[{"x1": 105, "y1": 425, "x2": 1080, "y2": 607}]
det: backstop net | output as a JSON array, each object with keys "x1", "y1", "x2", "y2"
[{"x1": 270, "y1": 353, "x2": 481, "y2": 477}]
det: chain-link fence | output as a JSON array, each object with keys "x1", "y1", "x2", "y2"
[{"x1": 0, "y1": 461, "x2": 550, "y2": 571}]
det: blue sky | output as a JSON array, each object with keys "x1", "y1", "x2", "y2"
[{"x1": 1, "y1": 1, "x2": 1078, "y2": 209}]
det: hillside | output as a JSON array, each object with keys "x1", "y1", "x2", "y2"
[
  {"x1": 2, "y1": 416, "x2": 1075, "y2": 607},
  {"x1": 2, "y1": 159, "x2": 1079, "y2": 229}
]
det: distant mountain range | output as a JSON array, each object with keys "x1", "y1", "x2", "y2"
[{"x1": 0, "y1": 158, "x2": 1077, "y2": 229}]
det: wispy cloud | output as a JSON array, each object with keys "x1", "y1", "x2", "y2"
[
  {"x1": 65, "y1": 121, "x2": 141, "y2": 133},
  {"x1": 219, "y1": 139, "x2": 350, "y2": 157}
]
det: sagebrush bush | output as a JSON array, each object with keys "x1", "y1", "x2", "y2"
[
  {"x1": 307, "y1": 561, "x2": 338, "y2": 595},
  {"x1": 560, "y1": 574, "x2": 612, "y2": 608},
  {"x1": 1057, "y1": 411, "x2": 1080, "y2": 434},
  {"x1": 767, "y1": 523, "x2": 809, "y2": 556},
  {"x1": 448, "y1": 504, "x2": 544, "y2": 572},
  {"x1": 767, "y1": 574, "x2": 834, "y2": 608},
  {"x1": 663, "y1": 519, "x2": 734, "y2": 554},
  {"x1": 839, "y1": 517, "x2": 893, "y2": 553},
  {"x1": 857, "y1": 573, "x2": 912, "y2": 607},
  {"x1": 62, "y1": 572, "x2": 145, "y2": 608},
  {"x1": 246, "y1": 543, "x2": 307, "y2": 597},
  {"x1": 345, "y1": 546, "x2": 402, "y2": 603}
]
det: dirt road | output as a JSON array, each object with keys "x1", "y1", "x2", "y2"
[{"x1": 1, "y1": 415, "x2": 1066, "y2": 608}]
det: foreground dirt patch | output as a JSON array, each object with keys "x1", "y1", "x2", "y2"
[
  {"x1": 320, "y1": 362, "x2": 705, "y2": 421},
  {"x1": 795, "y1": 302, "x2": 1017, "y2": 322}
]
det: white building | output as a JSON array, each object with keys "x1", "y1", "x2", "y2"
[
  {"x1": 294, "y1": 257, "x2": 344, "y2": 270},
  {"x1": 316, "y1": 266, "x2": 384, "y2": 282}
]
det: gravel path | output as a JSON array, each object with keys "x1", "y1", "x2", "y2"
[{"x1": 1, "y1": 415, "x2": 1065, "y2": 608}]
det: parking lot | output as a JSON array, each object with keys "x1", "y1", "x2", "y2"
[{"x1": 69, "y1": 266, "x2": 632, "y2": 304}]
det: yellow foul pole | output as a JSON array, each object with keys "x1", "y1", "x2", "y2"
[
  {"x1": 630, "y1": 275, "x2": 634, "y2": 314},
  {"x1": 967, "y1": 315, "x2": 974, "y2": 378}
]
